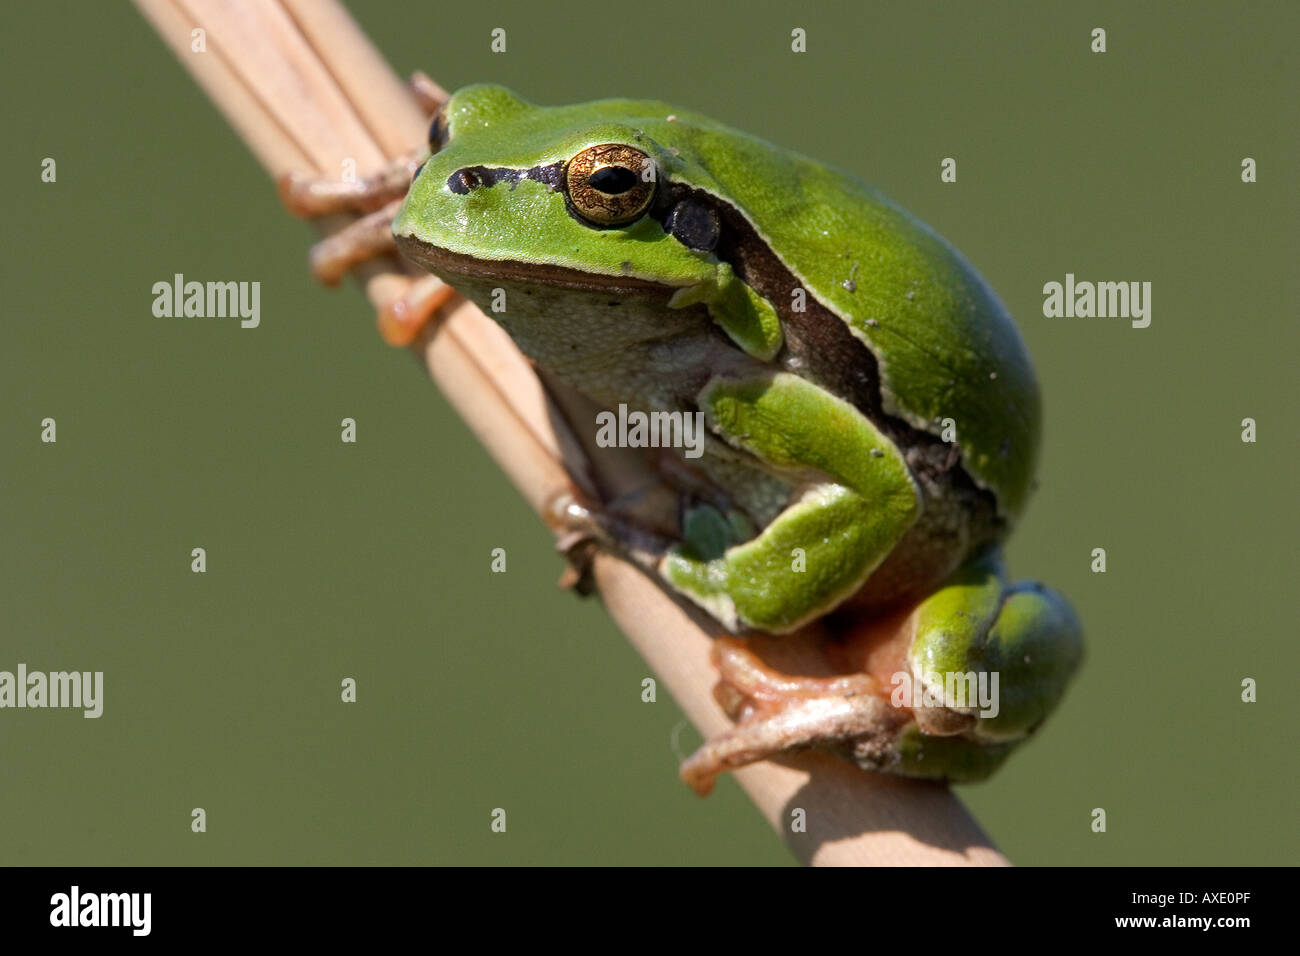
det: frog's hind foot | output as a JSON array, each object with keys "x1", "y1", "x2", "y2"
[{"x1": 679, "y1": 638, "x2": 905, "y2": 796}]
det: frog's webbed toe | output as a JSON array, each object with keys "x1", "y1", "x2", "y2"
[{"x1": 679, "y1": 637, "x2": 905, "y2": 796}]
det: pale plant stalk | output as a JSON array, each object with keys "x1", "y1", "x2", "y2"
[{"x1": 132, "y1": 0, "x2": 1008, "y2": 866}]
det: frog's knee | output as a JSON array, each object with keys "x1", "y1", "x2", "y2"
[
  {"x1": 664, "y1": 485, "x2": 887, "y2": 633},
  {"x1": 909, "y1": 568, "x2": 1083, "y2": 743}
]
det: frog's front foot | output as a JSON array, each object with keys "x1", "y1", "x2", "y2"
[
  {"x1": 277, "y1": 72, "x2": 458, "y2": 346},
  {"x1": 679, "y1": 637, "x2": 907, "y2": 796}
]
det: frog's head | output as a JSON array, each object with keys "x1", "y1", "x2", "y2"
[{"x1": 393, "y1": 84, "x2": 721, "y2": 293}]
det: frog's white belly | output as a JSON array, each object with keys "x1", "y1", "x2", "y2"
[
  {"x1": 452, "y1": 274, "x2": 795, "y2": 523},
  {"x1": 454, "y1": 275, "x2": 724, "y2": 408}
]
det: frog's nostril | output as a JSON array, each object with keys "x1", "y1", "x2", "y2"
[{"x1": 447, "y1": 168, "x2": 482, "y2": 194}]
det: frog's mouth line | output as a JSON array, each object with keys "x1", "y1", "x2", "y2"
[{"x1": 395, "y1": 234, "x2": 677, "y2": 298}]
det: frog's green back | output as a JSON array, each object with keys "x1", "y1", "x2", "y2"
[
  {"x1": 417, "y1": 86, "x2": 1041, "y2": 519},
  {"x1": 651, "y1": 111, "x2": 1042, "y2": 521}
]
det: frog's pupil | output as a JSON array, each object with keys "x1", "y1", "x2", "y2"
[{"x1": 587, "y1": 165, "x2": 638, "y2": 195}]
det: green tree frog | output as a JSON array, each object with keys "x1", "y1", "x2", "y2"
[{"x1": 376, "y1": 84, "x2": 1081, "y2": 792}]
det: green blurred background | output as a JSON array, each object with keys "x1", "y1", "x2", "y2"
[{"x1": 2, "y1": 0, "x2": 1295, "y2": 865}]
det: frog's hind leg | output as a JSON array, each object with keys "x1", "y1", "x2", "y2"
[
  {"x1": 682, "y1": 556, "x2": 1084, "y2": 793},
  {"x1": 663, "y1": 371, "x2": 921, "y2": 633}
]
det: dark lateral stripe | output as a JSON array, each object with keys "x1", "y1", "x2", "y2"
[{"x1": 447, "y1": 161, "x2": 565, "y2": 194}]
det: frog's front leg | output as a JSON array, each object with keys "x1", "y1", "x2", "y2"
[
  {"x1": 279, "y1": 158, "x2": 423, "y2": 220},
  {"x1": 281, "y1": 170, "x2": 458, "y2": 345},
  {"x1": 680, "y1": 552, "x2": 1083, "y2": 793},
  {"x1": 663, "y1": 370, "x2": 920, "y2": 633}
]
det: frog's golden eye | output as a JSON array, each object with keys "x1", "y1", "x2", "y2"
[{"x1": 564, "y1": 144, "x2": 656, "y2": 227}]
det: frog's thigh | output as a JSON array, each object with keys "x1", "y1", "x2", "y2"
[
  {"x1": 908, "y1": 555, "x2": 1083, "y2": 748},
  {"x1": 664, "y1": 371, "x2": 919, "y2": 633}
]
